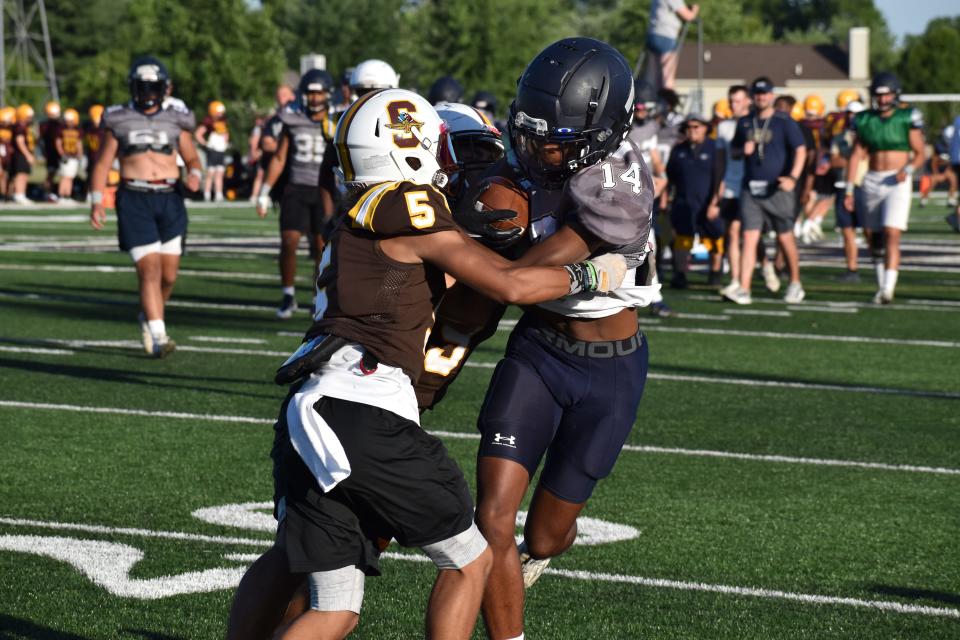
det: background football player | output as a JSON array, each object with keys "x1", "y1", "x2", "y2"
[
  {"x1": 39, "y1": 100, "x2": 61, "y2": 201},
  {"x1": 11, "y1": 104, "x2": 36, "y2": 204},
  {"x1": 251, "y1": 85, "x2": 295, "y2": 202},
  {"x1": 89, "y1": 56, "x2": 202, "y2": 357},
  {"x1": 55, "y1": 108, "x2": 83, "y2": 202},
  {"x1": 227, "y1": 88, "x2": 627, "y2": 640},
  {"x1": 0, "y1": 106, "x2": 15, "y2": 197},
  {"x1": 195, "y1": 100, "x2": 230, "y2": 202},
  {"x1": 256, "y1": 70, "x2": 337, "y2": 319}
]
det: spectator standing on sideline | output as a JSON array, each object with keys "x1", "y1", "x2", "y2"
[
  {"x1": 666, "y1": 113, "x2": 725, "y2": 287},
  {"x1": 722, "y1": 77, "x2": 807, "y2": 305},
  {"x1": 830, "y1": 99, "x2": 867, "y2": 281},
  {"x1": 645, "y1": 0, "x2": 699, "y2": 91},
  {"x1": 716, "y1": 84, "x2": 750, "y2": 292}
]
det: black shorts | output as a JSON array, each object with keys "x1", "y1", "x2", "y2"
[
  {"x1": 206, "y1": 149, "x2": 226, "y2": 168},
  {"x1": 272, "y1": 393, "x2": 475, "y2": 576},
  {"x1": 12, "y1": 153, "x2": 31, "y2": 176},
  {"x1": 115, "y1": 187, "x2": 188, "y2": 251},
  {"x1": 719, "y1": 197, "x2": 740, "y2": 223},
  {"x1": 812, "y1": 173, "x2": 833, "y2": 196},
  {"x1": 280, "y1": 183, "x2": 326, "y2": 234},
  {"x1": 46, "y1": 157, "x2": 60, "y2": 174},
  {"x1": 477, "y1": 316, "x2": 648, "y2": 504}
]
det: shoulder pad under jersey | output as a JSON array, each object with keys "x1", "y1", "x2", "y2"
[
  {"x1": 165, "y1": 104, "x2": 196, "y2": 132},
  {"x1": 907, "y1": 107, "x2": 924, "y2": 129},
  {"x1": 346, "y1": 181, "x2": 456, "y2": 236},
  {"x1": 567, "y1": 139, "x2": 655, "y2": 246}
]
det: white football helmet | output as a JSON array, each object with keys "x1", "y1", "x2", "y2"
[
  {"x1": 434, "y1": 102, "x2": 504, "y2": 200},
  {"x1": 349, "y1": 59, "x2": 400, "y2": 92},
  {"x1": 334, "y1": 88, "x2": 446, "y2": 189}
]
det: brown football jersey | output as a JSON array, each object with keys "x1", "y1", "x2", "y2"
[{"x1": 309, "y1": 180, "x2": 458, "y2": 383}]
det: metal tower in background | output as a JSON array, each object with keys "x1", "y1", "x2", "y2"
[{"x1": 0, "y1": 0, "x2": 58, "y2": 106}]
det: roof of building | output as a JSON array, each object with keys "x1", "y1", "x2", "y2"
[{"x1": 675, "y1": 43, "x2": 849, "y2": 86}]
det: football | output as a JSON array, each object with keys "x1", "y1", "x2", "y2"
[{"x1": 476, "y1": 176, "x2": 529, "y2": 239}]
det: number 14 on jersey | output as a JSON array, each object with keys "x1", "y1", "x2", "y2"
[{"x1": 600, "y1": 161, "x2": 644, "y2": 195}]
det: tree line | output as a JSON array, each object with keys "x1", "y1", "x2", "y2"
[{"x1": 23, "y1": 0, "x2": 960, "y2": 149}]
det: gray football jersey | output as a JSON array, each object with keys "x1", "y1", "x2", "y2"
[
  {"x1": 103, "y1": 102, "x2": 196, "y2": 157},
  {"x1": 280, "y1": 111, "x2": 336, "y2": 186}
]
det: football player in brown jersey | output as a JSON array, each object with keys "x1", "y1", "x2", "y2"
[
  {"x1": 11, "y1": 104, "x2": 36, "y2": 204},
  {"x1": 226, "y1": 88, "x2": 628, "y2": 640},
  {"x1": 0, "y1": 106, "x2": 15, "y2": 197},
  {"x1": 89, "y1": 56, "x2": 202, "y2": 357},
  {"x1": 196, "y1": 100, "x2": 230, "y2": 202},
  {"x1": 55, "y1": 108, "x2": 83, "y2": 201}
]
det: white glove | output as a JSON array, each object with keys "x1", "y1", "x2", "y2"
[{"x1": 588, "y1": 253, "x2": 628, "y2": 293}]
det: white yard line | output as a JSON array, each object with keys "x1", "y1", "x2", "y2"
[
  {"x1": 687, "y1": 293, "x2": 960, "y2": 314},
  {"x1": 725, "y1": 309, "x2": 792, "y2": 318},
  {"x1": 0, "y1": 289, "x2": 311, "y2": 315},
  {"x1": 787, "y1": 305, "x2": 859, "y2": 314},
  {"x1": 636, "y1": 325, "x2": 960, "y2": 349},
  {"x1": 0, "y1": 516, "x2": 956, "y2": 618},
  {"x1": 2, "y1": 401, "x2": 957, "y2": 476},
  {"x1": 0, "y1": 263, "x2": 307, "y2": 283},
  {"x1": 0, "y1": 345, "x2": 73, "y2": 355},
  {"x1": 187, "y1": 336, "x2": 267, "y2": 345},
  {"x1": 673, "y1": 312, "x2": 731, "y2": 321}
]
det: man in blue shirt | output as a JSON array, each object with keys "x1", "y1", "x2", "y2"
[
  {"x1": 723, "y1": 77, "x2": 807, "y2": 305},
  {"x1": 666, "y1": 113, "x2": 725, "y2": 287}
]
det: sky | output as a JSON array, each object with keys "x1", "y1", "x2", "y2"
[{"x1": 874, "y1": 0, "x2": 959, "y2": 43}]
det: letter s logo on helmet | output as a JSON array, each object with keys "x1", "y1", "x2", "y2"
[
  {"x1": 333, "y1": 89, "x2": 446, "y2": 190},
  {"x1": 507, "y1": 37, "x2": 634, "y2": 189}
]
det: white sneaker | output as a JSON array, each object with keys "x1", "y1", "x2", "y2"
[
  {"x1": 518, "y1": 542, "x2": 551, "y2": 589},
  {"x1": 873, "y1": 289, "x2": 894, "y2": 305},
  {"x1": 948, "y1": 196, "x2": 958, "y2": 207},
  {"x1": 809, "y1": 220, "x2": 824, "y2": 242},
  {"x1": 719, "y1": 281, "x2": 741, "y2": 297},
  {"x1": 762, "y1": 263, "x2": 781, "y2": 293},
  {"x1": 276, "y1": 294, "x2": 299, "y2": 319},
  {"x1": 137, "y1": 312, "x2": 154, "y2": 355},
  {"x1": 152, "y1": 335, "x2": 176, "y2": 358},
  {"x1": 723, "y1": 286, "x2": 752, "y2": 305},
  {"x1": 12, "y1": 194, "x2": 30, "y2": 204},
  {"x1": 783, "y1": 281, "x2": 805, "y2": 304}
]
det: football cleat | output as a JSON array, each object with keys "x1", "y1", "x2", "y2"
[
  {"x1": 783, "y1": 281, "x2": 805, "y2": 304},
  {"x1": 152, "y1": 336, "x2": 176, "y2": 358},
  {"x1": 518, "y1": 542, "x2": 551, "y2": 589},
  {"x1": 276, "y1": 294, "x2": 298, "y2": 320},
  {"x1": 137, "y1": 312, "x2": 154, "y2": 355},
  {"x1": 873, "y1": 289, "x2": 894, "y2": 305},
  {"x1": 722, "y1": 286, "x2": 752, "y2": 305},
  {"x1": 762, "y1": 262, "x2": 781, "y2": 293}
]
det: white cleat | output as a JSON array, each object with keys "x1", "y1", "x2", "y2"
[
  {"x1": 783, "y1": 281, "x2": 805, "y2": 304},
  {"x1": 152, "y1": 335, "x2": 176, "y2": 358},
  {"x1": 722, "y1": 285, "x2": 752, "y2": 305},
  {"x1": 718, "y1": 281, "x2": 740, "y2": 297},
  {"x1": 518, "y1": 542, "x2": 551, "y2": 589},
  {"x1": 762, "y1": 262, "x2": 781, "y2": 293},
  {"x1": 872, "y1": 289, "x2": 894, "y2": 305},
  {"x1": 137, "y1": 312, "x2": 154, "y2": 355}
]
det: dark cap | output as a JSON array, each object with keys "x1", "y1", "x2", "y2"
[
  {"x1": 750, "y1": 77, "x2": 774, "y2": 95},
  {"x1": 683, "y1": 112, "x2": 710, "y2": 126}
]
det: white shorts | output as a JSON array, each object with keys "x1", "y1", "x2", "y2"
[
  {"x1": 858, "y1": 170, "x2": 912, "y2": 231},
  {"x1": 59, "y1": 158, "x2": 80, "y2": 179}
]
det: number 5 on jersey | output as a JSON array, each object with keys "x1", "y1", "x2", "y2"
[{"x1": 405, "y1": 190, "x2": 435, "y2": 229}]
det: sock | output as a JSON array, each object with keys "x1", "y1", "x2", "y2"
[
  {"x1": 874, "y1": 261, "x2": 884, "y2": 288},
  {"x1": 883, "y1": 269, "x2": 898, "y2": 295},
  {"x1": 147, "y1": 319, "x2": 166, "y2": 341},
  {"x1": 215, "y1": 190, "x2": 223, "y2": 201},
  {"x1": 282, "y1": 286, "x2": 295, "y2": 297},
  {"x1": 505, "y1": 635, "x2": 525, "y2": 640},
  {"x1": 204, "y1": 190, "x2": 211, "y2": 201}
]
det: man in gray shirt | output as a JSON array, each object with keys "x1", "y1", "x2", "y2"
[{"x1": 645, "y1": 0, "x2": 699, "y2": 91}]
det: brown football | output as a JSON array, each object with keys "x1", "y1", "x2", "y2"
[{"x1": 476, "y1": 176, "x2": 529, "y2": 238}]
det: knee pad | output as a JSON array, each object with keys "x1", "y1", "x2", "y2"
[
  {"x1": 421, "y1": 522, "x2": 488, "y2": 570},
  {"x1": 307, "y1": 565, "x2": 365, "y2": 614},
  {"x1": 673, "y1": 234, "x2": 694, "y2": 251}
]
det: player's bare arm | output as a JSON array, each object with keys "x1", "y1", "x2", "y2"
[
  {"x1": 257, "y1": 135, "x2": 288, "y2": 217},
  {"x1": 178, "y1": 130, "x2": 203, "y2": 192},
  {"x1": 844, "y1": 138, "x2": 866, "y2": 212},
  {"x1": 901, "y1": 128, "x2": 925, "y2": 182},
  {"x1": 89, "y1": 131, "x2": 119, "y2": 230}
]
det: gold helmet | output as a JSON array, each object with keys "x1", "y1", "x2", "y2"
[
  {"x1": 44, "y1": 100, "x2": 61, "y2": 119},
  {"x1": 790, "y1": 102, "x2": 805, "y2": 122},
  {"x1": 803, "y1": 94, "x2": 825, "y2": 118},
  {"x1": 89, "y1": 104, "x2": 105, "y2": 126},
  {"x1": 63, "y1": 108, "x2": 80, "y2": 126},
  {"x1": 17, "y1": 103, "x2": 34, "y2": 122},
  {"x1": 208, "y1": 100, "x2": 226, "y2": 117},
  {"x1": 713, "y1": 98, "x2": 732, "y2": 120},
  {"x1": 837, "y1": 89, "x2": 863, "y2": 110},
  {"x1": 0, "y1": 106, "x2": 15, "y2": 125}
]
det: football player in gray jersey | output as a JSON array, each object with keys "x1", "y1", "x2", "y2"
[
  {"x1": 89, "y1": 56, "x2": 201, "y2": 358},
  {"x1": 256, "y1": 69, "x2": 337, "y2": 319}
]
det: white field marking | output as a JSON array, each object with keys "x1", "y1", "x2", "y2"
[
  {"x1": 635, "y1": 325, "x2": 960, "y2": 349},
  {"x1": 0, "y1": 517, "x2": 269, "y2": 547},
  {"x1": 0, "y1": 214, "x2": 88, "y2": 222},
  {"x1": 427, "y1": 431, "x2": 960, "y2": 476},
  {"x1": 4, "y1": 401, "x2": 958, "y2": 476},
  {"x1": 0, "y1": 263, "x2": 307, "y2": 283},
  {"x1": 0, "y1": 400, "x2": 273, "y2": 425},
  {"x1": 725, "y1": 308, "x2": 792, "y2": 318},
  {"x1": 224, "y1": 553, "x2": 261, "y2": 563},
  {"x1": 787, "y1": 305, "x2": 859, "y2": 314},
  {"x1": 44, "y1": 338, "x2": 292, "y2": 357},
  {"x1": 458, "y1": 361, "x2": 959, "y2": 399},
  {"x1": 0, "y1": 289, "x2": 297, "y2": 314},
  {"x1": 799, "y1": 260, "x2": 960, "y2": 274},
  {"x1": 276, "y1": 331, "x2": 304, "y2": 338},
  {"x1": 543, "y1": 568, "x2": 960, "y2": 619},
  {"x1": 187, "y1": 336, "x2": 267, "y2": 345},
  {"x1": 0, "y1": 345, "x2": 73, "y2": 355},
  {"x1": 0, "y1": 535, "x2": 248, "y2": 599},
  {"x1": 3, "y1": 523, "x2": 953, "y2": 616},
  {"x1": 688, "y1": 293, "x2": 960, "y2": 314},
  {"x1": 673, "y1": 312, "x2": 731, "y2": 321},
  {"x1": 906, "y1": 299, "x2": 960, "y2": 308},
  {"x1": 190, "y1": 502, "x2": 640, "y2": 547}
]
